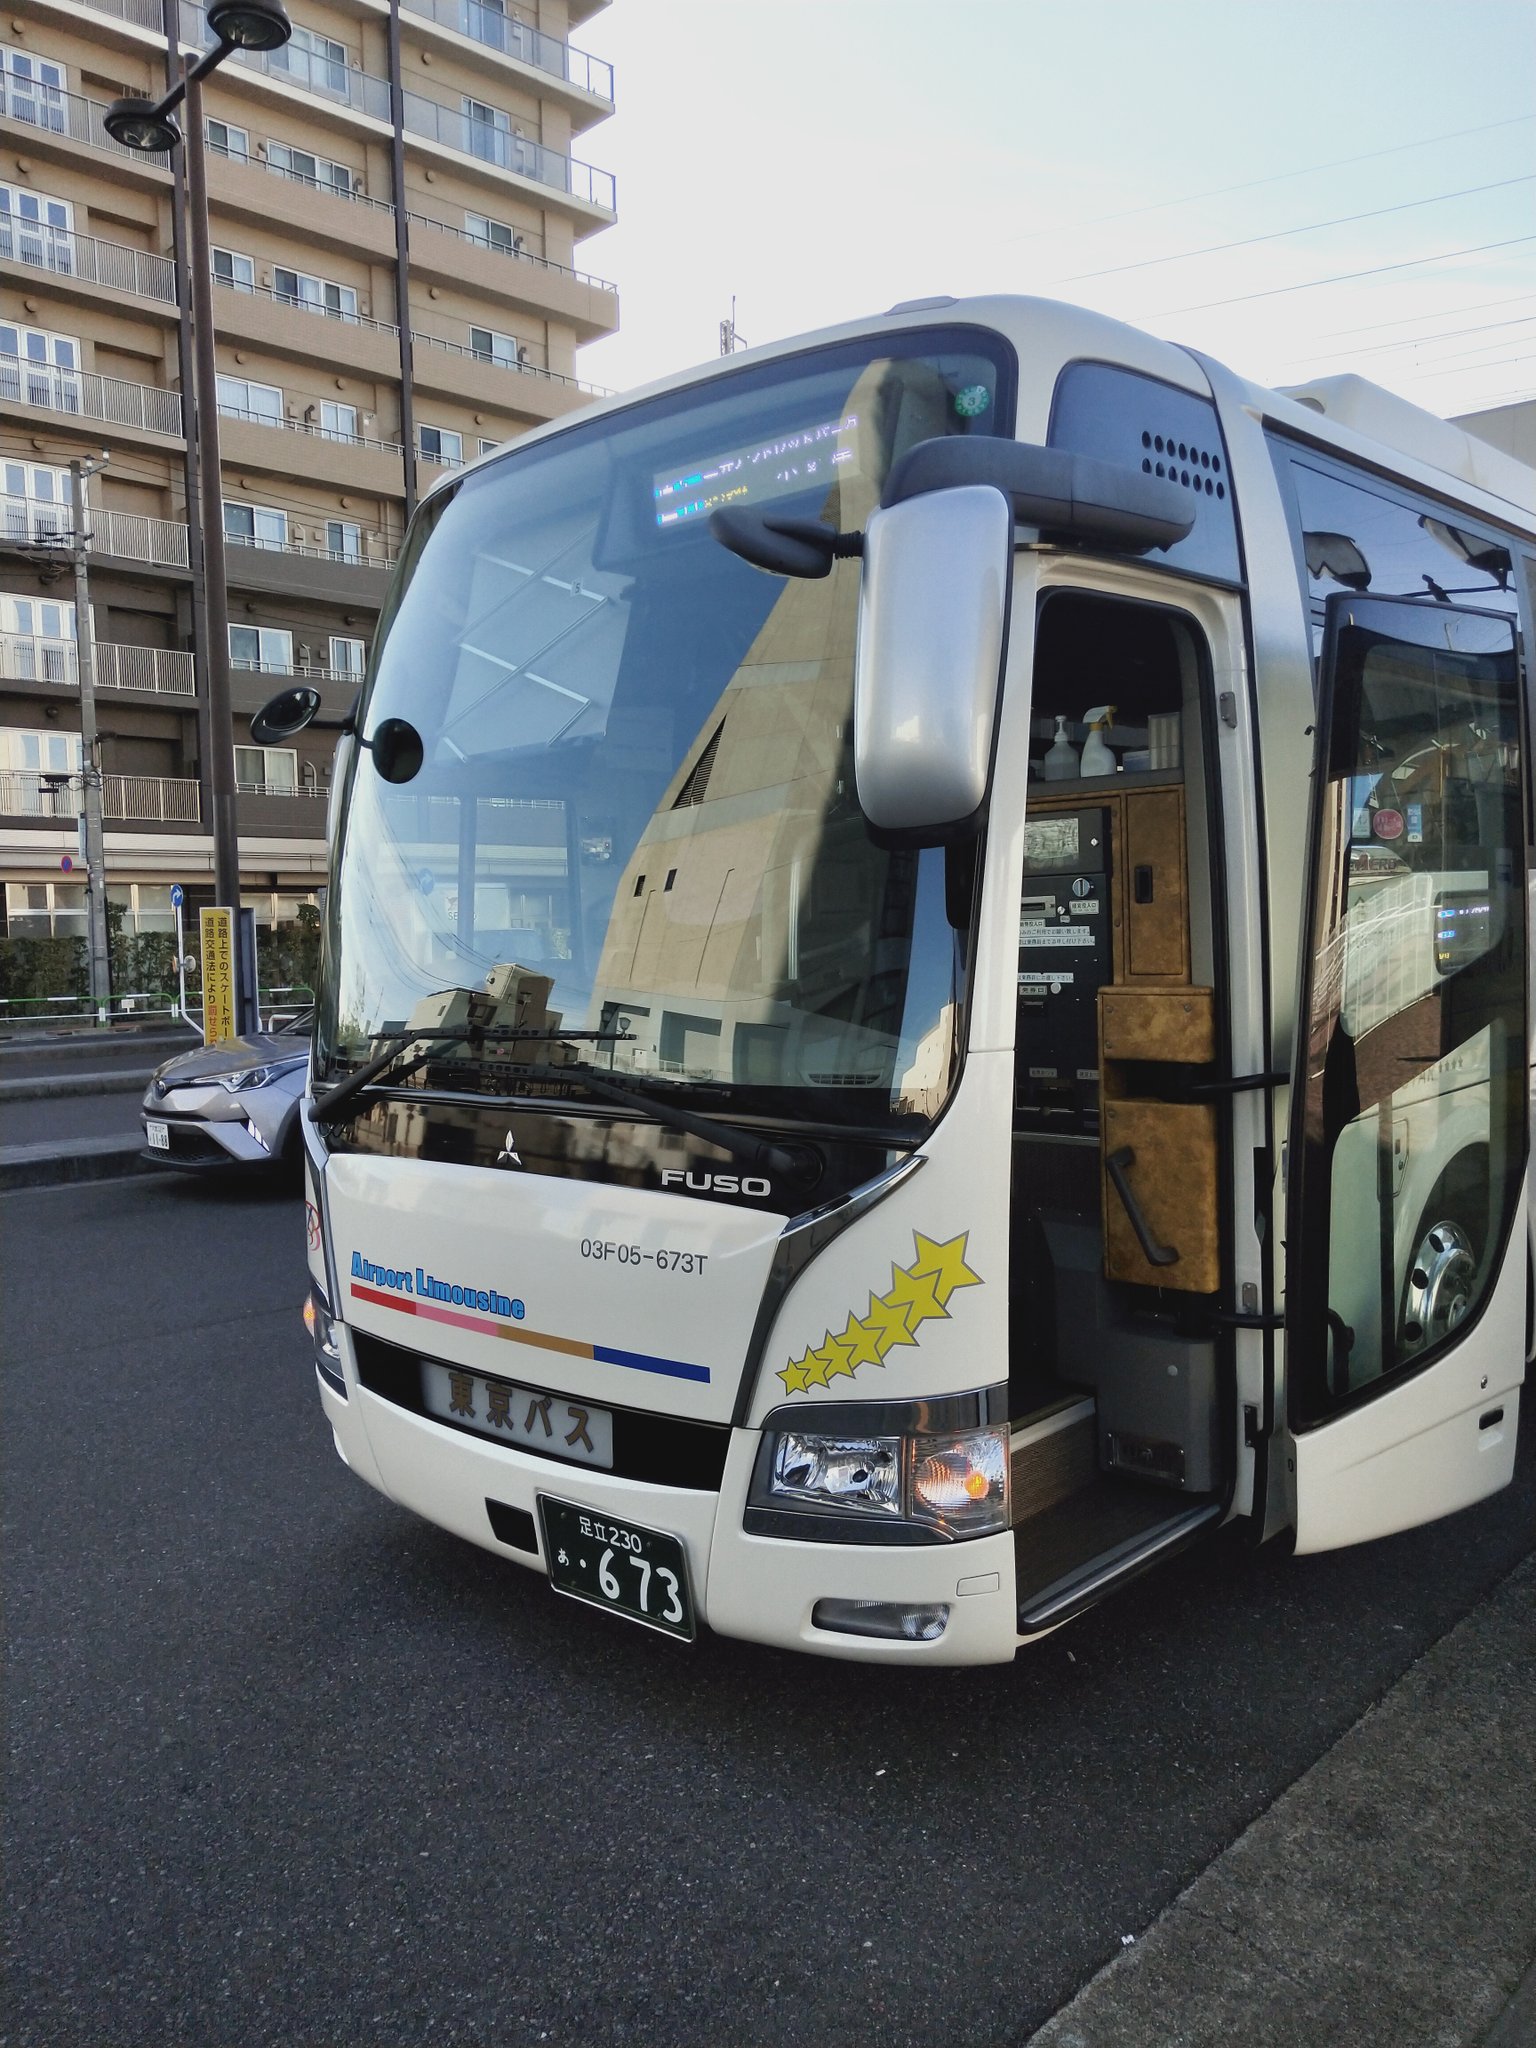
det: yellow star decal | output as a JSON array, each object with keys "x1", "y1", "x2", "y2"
[
  {"x1": 778, "y1": 1349, "x2": 814, "y2": 1395},
  {"x1": 883, "y1": 1262, "x2": 949, "y2": 1330},
  {"x1": 837, "y1": 1310, "x2": 886, "y2": 1371},
  {"x1": 860, "y1": 1288, "x2": 920, "y2": 1358},
  {"x1": 908, "y1": 1231, "x2": 983, "y2": 1307},
  {"x1": 798, "y1": 1344, "x2": 831, "y2": 1390},
  {"x1": 816, "y1": 1329, "x2": 858, "y2": 1383}
]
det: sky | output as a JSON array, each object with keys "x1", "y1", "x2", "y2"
[{"x1": 573, "y1": 0, "x2": 1536, "y2": 424}]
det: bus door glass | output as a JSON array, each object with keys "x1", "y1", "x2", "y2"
[{"x1": 1287, "y1": 594, "x2": 1526, "y2": 1548}]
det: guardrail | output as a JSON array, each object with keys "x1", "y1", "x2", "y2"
[
  {"x1": 2, "y1": 352, "x2": 184, "y2": 437},
  {"x1": 0, "y1": 223, "x2": 176, "y2": 303}
]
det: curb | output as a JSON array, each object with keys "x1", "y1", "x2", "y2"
[
  {"x1": 0, "y1": 1029, "x2": 196, "y2": 1063},
  {"x1": 0, "y1": 1070, "x2": 155, "y2": 1102},
  {"x1": 0, "y1": 1135, "x2": 155, "y2": 1192}
]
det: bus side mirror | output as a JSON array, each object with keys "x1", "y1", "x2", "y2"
[
  {"x1": 853, "y1": 484, "x2": 1012, "y2": 838},
  {"x1": 250, "y1": 686, "x2": 322, "y2": 744}
]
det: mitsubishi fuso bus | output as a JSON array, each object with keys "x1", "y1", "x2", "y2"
[{"x1": 268, "y1": 293, "x2": 1535, "y2": 1664}]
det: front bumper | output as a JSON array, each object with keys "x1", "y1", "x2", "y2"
[
  {"x1": 317, "y1": 1326, "x2": 1020, "y2": 1667},
  {"x1": 141, "y1": 1082, "x2": 284, "y2": 1169}
]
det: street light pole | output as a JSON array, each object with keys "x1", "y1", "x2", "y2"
[
  {"x1": 181, "y1": 71, "x2": 241, "y2": 929},
  {"x1": 104, "y1": 0, "x2": 292, "y2": 1029},
  {"x1": 67, "y1": 454, "x2": 112, "y2": 1019}
]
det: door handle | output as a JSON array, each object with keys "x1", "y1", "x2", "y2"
[{"x1": 1106, "y1": 1146, "x2": 1179, "y2": 1267}]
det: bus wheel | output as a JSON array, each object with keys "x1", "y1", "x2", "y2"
[{"x1": 1400, "y1": 1156, "x2": 1484, "y2": 1361}]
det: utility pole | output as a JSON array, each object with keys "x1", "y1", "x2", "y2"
[{"x1": 68, "y1": 454, "x2": 112, "y2": 1021}]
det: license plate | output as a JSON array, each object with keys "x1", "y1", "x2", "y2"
[
  {"x1": 421, "y1": 1362, "x2": 613, "y2": 1469},
  {"x1": 146, "y1": 1120, "x2": 169, "y2": 1150},
  {"x1": 538, "y1": 1497, "x2": 695, "y2": 1642}
]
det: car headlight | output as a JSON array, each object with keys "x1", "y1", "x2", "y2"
[
  {"x1": 304, "y1": 1285, "x2": 345, "y2": 1397},
  {"x1": 220, "y1": 1057, "x2": 305, "y2": 1092},
  {"x1": 750, "y1": 1392, "x2": 1010, "y2": 1541}
]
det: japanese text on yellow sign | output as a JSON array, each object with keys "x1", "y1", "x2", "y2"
[{"x1": 201, "y1": 906, "x2": 236, "y2": 1043}]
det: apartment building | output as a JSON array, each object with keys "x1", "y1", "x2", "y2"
[{"x1": 0, "y1": 0, "x2": 615, "y2": 960}]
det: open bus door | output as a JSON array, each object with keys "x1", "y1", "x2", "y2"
[{"x1": 1284, "y1": 593, "x2": 1527, "y2": 1551}]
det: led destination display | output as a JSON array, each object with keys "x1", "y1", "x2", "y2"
[{"x1": 653, "y1": 411, "x2": 859, "y2": 529}]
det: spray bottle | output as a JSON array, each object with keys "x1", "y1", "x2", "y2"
[
  {"x1": 1039, "y1": 715, "x2": 1079, "y2": 780},
  {"x1": 1079, "y1": 705, "x2": 1116, "y2": 777}
]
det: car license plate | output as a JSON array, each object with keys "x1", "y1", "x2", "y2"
[
  {"x1": 421, "y1": 1362, "x2": 613, "y2": 1469},
  {"x1": 538, "y1": 1497, "x2": 695, "y2": 1642},
  {"x1": 146, "y1": 1120, "x2": 169, "y2": 1150}
]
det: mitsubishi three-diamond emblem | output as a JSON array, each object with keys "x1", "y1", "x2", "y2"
[{"x1": 496, "y1": 1128, "x2": 523, "y2": 1168}]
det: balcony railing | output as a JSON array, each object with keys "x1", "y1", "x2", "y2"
[
  {"x1": 231, "y1": 656, "x2": 365, "y2": 684},
  {"x1": 237, "y1": 780, "x2": 329, "y2": 798},
  {"x1": 0, "y1": 770, "x2": 201, "y2": 821},
  {"x1": 63, "y1": 0, "x2": 162, "y2": 25},
  {"x1": 0, "y1": 634, "x2": 197, "y2": 696},
  {"x1": 397, "y1": 0, "x2": 614, "y2": 102},
  {"x1": 104, "y1": 773, "x2": 201, "y2": 821},
  {"x1": 224, "y1": 530, "x2": 398, "y2": 570},
  {"x1": 178, "y1": 1, "x2": 394, "y2": 119},
  {"x1": 1, "y1": 499, "x2": 191, "y2": 568},
  {"x1": 216, "y1": 402, "x2": 406, "y2": 457},
  {"x1": 398, "y1": 94, "x2": 616, "y2": 212},
  {"x1": 2, "y1": 352, "x2": 184, "y2": 437},
  {"x1": 0, "y1": 222, "x2": 176, "y2": 303},
  {"x1": 0, "y1": 77, "x2": 171, "y2": 167},
  {"x1": 212, "y1": 270, "x2": 398, "y2": 336}
]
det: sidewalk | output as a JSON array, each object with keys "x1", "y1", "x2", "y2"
[{"x1": 1025, "y1": 1553, "x2": 1535, "y2": 2048}]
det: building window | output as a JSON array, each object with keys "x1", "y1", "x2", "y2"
[
  {"x1": 463, "y1": 96, "x2": 511, "y2": 166},
  {"x1": 0, "y1": 183, "x2": 74, "y2": 274},
  {"x1": 223, "y1": 501, "x2": 288, "y2": 549},
  {"x1": 2, "y1": 322, "x2": 81, "y2": 409},
  {"x1": 235, "y1": 745, "x2": 298, "y2": 795},
  {"x1": 318, "y1": 400, "x2": 357, "y2": 441},
  {"x1": 418, "y1": 425, "x2": 463, "y2": 466},
  {"x1": 273, "y1": 265, "x2": 358, "y2": 320},
  {"x1": 0, "y1": 594, "x2": 76, "y2": 679},
  {"x1": 4, "y1": 881, "x2": 86, "y2": 934},
  {"x1": 216, "y1": 374, "x2": 282, "y2": 424},
  {"x1": 205, "y1": 118, "x2": 248, "y2": 159},
  {"x1": 0, "y1": 45, "x2": 67, "y2": 130},
  {"x1": 323, "y1": 518, "x2": 361, "y2": 560},
  {"x1": 0, "y1": 731, "x2": 82, "y2": 821},
  {"x1": 211, "y1": 245, "x2": 255, "y2": 292},
  {"x1": 266, "y1": 141, "x2": 354, "y2": 195},
  {"x1": 228, "y1": 624, "x2": 294, "y2": 673},
  {"x1": 107, "y1": 883, "x2": 176, "y2": 935},
  {"x1": 3, "y1": 459, "x2": 72, "y2": 543},
  {"x1": 464, "y1": 210, "x2": 524, "y2": 257},
  {"x1": 469, "y1": 327, "x2": 529, "y2": 368},
  {"x1": 329, "y1": 635, "x2": 365, "y2": 676},
  {"x1": 272, "y1": 23, "x2": 349, "y2": 98},
  {"x1": 477, "y1": 438, "x2": 500, "y2": 458}
]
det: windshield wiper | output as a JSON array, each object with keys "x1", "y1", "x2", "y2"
[
  {"x1": 312, "y1": 1027, "x2": 622, "y2": 1125},
  {"x1": 323, "y1": 1041, "x2": 816, "y2": 1187}
]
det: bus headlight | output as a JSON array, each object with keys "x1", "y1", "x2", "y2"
[
  {"x1": 771, "y1": 1433, "x2": 902, "y2": 1515},
  {"x1": 751, "y1": 1396, "x2": 1010, "y2": 1542}
]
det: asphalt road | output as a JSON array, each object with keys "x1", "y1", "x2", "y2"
[{"x1": 4, "y1": 1174, "x2": 1532, "y2": 2048}]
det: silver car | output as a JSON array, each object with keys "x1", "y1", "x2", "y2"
[{"x1": 141, "y1": 1017, "x2": 311, "y2": 1172}]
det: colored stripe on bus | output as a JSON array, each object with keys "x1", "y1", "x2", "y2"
[{"x1": 349, "y1": 1281, "x2": 710, "y2": 1383}]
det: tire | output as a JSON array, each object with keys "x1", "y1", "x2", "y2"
[{"x1": 1398, "y1": 1150, "x2": 1487, "y2": 1362}]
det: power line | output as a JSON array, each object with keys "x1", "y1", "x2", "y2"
[
  {"x1": 1286, "y1": 312, "x2": 1536, "y2": 369},
  {"x1": 1000, "y1": 112, "x2": 1534, "y2": 247},
  {"x1": 1314, "y1": 290, "x2": 1536, "y2": 340},
  {"x1": 1057, "y1": 176, "x2": 1536, "y2": 283},
  {"x1": 1396, "y1": 353, "x2": 1533, "y2": 383},
  {"x1": 1160, "y1": 236, "x2": 1536, "y2": 315}
]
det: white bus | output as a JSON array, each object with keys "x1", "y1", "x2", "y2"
[{"x1": 270, "y1": 294, "x2": 1534, "y2": 1664}]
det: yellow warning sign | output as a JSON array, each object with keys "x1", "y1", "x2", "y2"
[{"x1": 201, "y1": 906, "x2": 236, "y2": 1043}]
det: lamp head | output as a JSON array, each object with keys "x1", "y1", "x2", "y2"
[
  {"x1": 206, "y1": 0, "x2": 292, "y2": 50},
  {"x1": 103, "y1": 96, "x2": 181, "y2": 152}
]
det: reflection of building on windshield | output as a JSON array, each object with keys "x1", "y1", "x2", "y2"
[{"x1": 592, "y1": 356, "x2": 958, "y2": 1094}]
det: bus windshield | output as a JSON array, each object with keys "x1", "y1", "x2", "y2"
[{"x1": 319, "y1": 327, "x2": 1014, "y2": 1136}]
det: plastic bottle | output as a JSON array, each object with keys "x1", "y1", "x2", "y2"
[
  {"x1": 1039, "y1": 715, "x2": 1079, "y2": 781},
  {"x1": 1079, "y1": 705, "x2": 1116, "y2": 777}
]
